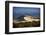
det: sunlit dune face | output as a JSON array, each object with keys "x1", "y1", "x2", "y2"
[
  {"x1": 24, "y1": 16, "x2": 33, "y2": 22},
  {"x1": 24, "y1": 16, "x2": 39, "y2": 22}
]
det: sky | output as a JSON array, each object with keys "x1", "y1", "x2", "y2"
[{"x1": 13, "y1": 7, "x2": 40, "y2": 19}]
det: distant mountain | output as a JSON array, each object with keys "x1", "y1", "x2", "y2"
[
  {"x1": 13, "y1": 13, "x2": 40, "y2": 19},
  {"x1": 13, "y1": 15, "x2": 40, "y2": 21},
  {"x1": 14, "y1": 15, "x2": 25, "y2": 21}
]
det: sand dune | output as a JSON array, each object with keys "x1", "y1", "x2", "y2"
[{"x1": 13, "y1": 16, "x2": 40, "y2": 23}]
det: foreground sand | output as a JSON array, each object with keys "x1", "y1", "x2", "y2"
[{"x1": 13, "y1": 21, "x2": 40, "y2": 28}]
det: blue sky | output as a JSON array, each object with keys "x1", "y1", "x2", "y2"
[{"x1": 13, "y1": 7, "x2": 40, "y2": 19}]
